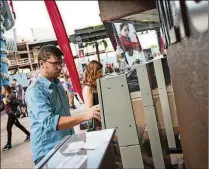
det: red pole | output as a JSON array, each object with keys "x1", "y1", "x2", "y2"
[
  {"x1": 9, "y1": 0, "x2": 16, "y2": 19},
  {"x1": 44, "y1": 0, "x2": 83, "y2": 101}
]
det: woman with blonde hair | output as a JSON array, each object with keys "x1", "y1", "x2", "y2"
[{"x1": 82, "y1": 60, "x2": 103, "y2": 130}]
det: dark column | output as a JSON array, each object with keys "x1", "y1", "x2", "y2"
[{"x1": 168, "y1": 25, "x2": 208, "y2": 169}]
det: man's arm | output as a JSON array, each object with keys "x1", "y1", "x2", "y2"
[
  {"x1": 26, "y1": 87, "x2": 100, "y2": 131},
  {"x1": 57, "y1": 106, "x2": 100, "y2": 130}
]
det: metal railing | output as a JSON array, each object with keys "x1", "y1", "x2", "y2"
[
  {"x1": 8, "y1": 58, "x2": 38, "y2": 67},
  {"x1": 9, "y1": 60, "x2": 16, "y2": 66}
]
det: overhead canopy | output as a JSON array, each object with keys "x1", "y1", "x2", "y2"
[
  {"x1": 74, "y1": 25, "x2": 107, "y2": 43},
  {"x1": 27, "y1": 38, "x2": 58, "y2": 48},
  {"x1": 98, "y1": 0, "x2": 156, "y2": 22},
  {"x1": 121, "y1": 9, "x2": 159, "y2": 23}
]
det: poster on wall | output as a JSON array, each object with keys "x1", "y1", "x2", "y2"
[
  {"x1": 79, "y1": 49, "x2": 84, "y2": 58},
  {"x1": 113, "y1": 22, "x2": 146, "y2": 66},
  {"x1": 143, "y1": 48, "x2": 153, "y2": 61}
]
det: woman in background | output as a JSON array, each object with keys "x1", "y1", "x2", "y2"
[
  {"x1": 82, "y1": 60, "x2": 103, "y2": 130},
  {"x1": 2, "y1": 85, "x2": 30, "y2": 151}
]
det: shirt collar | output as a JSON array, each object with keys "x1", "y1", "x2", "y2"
[{"x1": 38, "y1": 76, "x2": 60, "y2": 88}]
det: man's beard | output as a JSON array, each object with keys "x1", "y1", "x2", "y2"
[
  {"x1": 45, "y1": 65, "x2": 61, "y2": 78},
  {"x1": 45, "y1": 70, "x2": 60, "y2": 79},
  {"x1": 53, "y1": 71, "x2": 61, "y2": 78}
]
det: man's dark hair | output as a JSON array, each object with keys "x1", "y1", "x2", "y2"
[
  {"x1": 38, "y1": 44, "x2": 64, "y2": 63},
  {"x1": 13, "y1": 79, "x2": 17, "y2": 81}
]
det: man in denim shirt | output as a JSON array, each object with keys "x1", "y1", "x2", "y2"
[{"x1": 25, "y1": 45, "x2": 100, "y2": 165}]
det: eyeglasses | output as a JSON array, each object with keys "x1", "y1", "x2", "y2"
[{"x1": 44, "y1": 60, "x2": 65, "y2": 67}]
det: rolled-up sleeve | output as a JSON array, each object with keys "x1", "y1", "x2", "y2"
[{"x1": 26, "y1": 87, "x2": 60, "y2": 131}]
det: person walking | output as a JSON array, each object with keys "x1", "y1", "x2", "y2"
[
  {"x1": 2, "y1": 85, "x2": 30, "y2": 151},
  {"x1": 82, "y1": 60, "x2": 103, "y2": 131},
  {"x1": 66, "y1": 77, "x2": 82, "y2": 108},
  {"x1": 59, "y1": 75, "x2": 74, "y2": 109},
  {"x1": 12, "y1": 79, "x2": 27, "y2": 118},
  {"x1": 65, "y1": 77, "x2": 76, "y2": 109},
  {"x1": 25, "y1": 44, "x2": 100, "y2": 165}
]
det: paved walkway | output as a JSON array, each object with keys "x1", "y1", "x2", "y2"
[
  {"x1": 1, "y1": 113, "x2": 34, "y2": 168},
  {"x1": 1, "y1": 103, "x2": 85, "y2": 169}
]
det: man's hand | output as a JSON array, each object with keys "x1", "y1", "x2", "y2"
[
  {"x1": 57, "y1": 105, "x2": 100, "y2": 130},
  {"x1": 84, "y1": 105, "x2": 101, "y2": 121}
]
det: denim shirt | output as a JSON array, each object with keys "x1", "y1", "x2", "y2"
[{"x1": 25, "y1": 76, "x2": 74, "y2": 162}]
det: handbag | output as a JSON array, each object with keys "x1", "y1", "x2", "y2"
[
  {"x1": 6, "y1": 108, "x2": 20, "y2": 118},
  {"x1": 80, "y1": 118, "x2": 101, "y2": 132},
  {"x1": 14, "y1": 109, "x2": 21, "y2": 118},
  {"x1": 87, "y1": 119, "x2": 102, "y2": 132}
]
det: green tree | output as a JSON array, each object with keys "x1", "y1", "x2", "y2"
[{"x1": 84, "y1": 39, "x2": 108, "y2": 62}]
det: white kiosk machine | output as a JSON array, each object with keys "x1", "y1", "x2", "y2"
[{"x1": 97, "y1": 57, "x2": 181, "y2": 169}]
